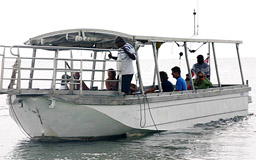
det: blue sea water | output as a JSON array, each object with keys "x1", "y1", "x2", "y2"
[{"x1": 0, "y1": 58, "x2": 256, "y2": 160}]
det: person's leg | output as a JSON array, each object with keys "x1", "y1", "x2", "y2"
[
  {"x1": 122, "y1": 74, "x2": 133, "y2": 94},
  {"x1": 116, "y1": 75, "x2": 119, "y2": 91}
]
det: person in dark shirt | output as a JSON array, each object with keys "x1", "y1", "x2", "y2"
[{"x1": 144, "y1": 71, "x2": 174, "y2": 94}]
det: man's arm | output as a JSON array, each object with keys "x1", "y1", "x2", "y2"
[
  {"x1": 122, "y1": 47, "x2": 136, "y2": 60},
  {"x1": 108, "y1": 53, "x2": 117, "y2": 60}
]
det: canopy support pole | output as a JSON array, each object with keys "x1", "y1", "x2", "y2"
[
  {"x1": 152, "y1": 42, "x2": 162, "y2": 93},
  {"x1": 208, "y1": 42, "x2": 211, "y2": 79},
  {"x1": 236, "y1": 43, "x2": 245, "y2": 85},
  {"x1": 212, "y1": 42, "x2": 221, "y2": 88},
  {"x1": 152, "y1": 48, "x2": 159, "y2": 87},
  {"x1": 184, "y1": 42, "x2": 194, "y2": 91},
  {"x1": 135, "y1": 44, "x2": 144, "y2": 94},
  {"x1": 0, "y1": 47, "x2": 6, "y2": 90}
]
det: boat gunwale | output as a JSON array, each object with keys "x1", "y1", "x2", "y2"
[{"x1": 8, "y1": 85, "x2": 251, "y2": 105}]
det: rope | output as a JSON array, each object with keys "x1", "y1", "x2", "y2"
[
  {"x1": 187, "y1": 42, "x2": 206, "y2": 53},
  {"x1": 144, "y1": 95, "x2": 159, "y2": 131},
  {"x1": 137, "y1": 94, "x2": 146, "y2": 128},
  {"x1": 137, "y1": 94, "x2": 159, "y2": 131},
  {"x1": 175, "y1": 41, "x2": 184, "y2": 47}
]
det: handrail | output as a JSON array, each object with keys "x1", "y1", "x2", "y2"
[
  {"x1": 0, "y1": 45, "x2": 123, "y2": 94},
  {"x1": 10, "y1": 46, "x2": 20, "y2": 57}
]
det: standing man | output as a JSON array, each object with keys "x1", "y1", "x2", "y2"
[
  {"x1": 171, "y1": 66, "x2": 187, "y2": 91},
  {"x1": 108, "y1": 36, "x2": 136, "y2": 94},
  {"x1": 191, "y1": 55, "x2": 210, "y2": 79}
]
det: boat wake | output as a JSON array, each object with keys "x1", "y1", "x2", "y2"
[{"x1": 194, "y1": 113, "x2": 254, "y2": 129}]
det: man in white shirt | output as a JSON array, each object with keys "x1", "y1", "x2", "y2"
[{"x1": 108, "y1": 36, "x2": 136, "y2": 94}]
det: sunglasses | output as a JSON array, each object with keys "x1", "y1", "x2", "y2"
[{"x1": 199, "y1": 76, "x2": 204, "y2": 78}]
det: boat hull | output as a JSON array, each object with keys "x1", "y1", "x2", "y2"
[{"x1": 8, "y1": 87, "x2": 249, "y2": 140}]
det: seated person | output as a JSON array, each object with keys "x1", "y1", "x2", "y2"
[
  {"x1": 71, "y1": 72, "x2": 89, "y2": 90},
  {"x1": 129, "y1": 83, "x2": 138, "y2": 94},
  {"x1": 144, "y1": 71, "x2": 174, "y2": 94},
  {"x1": 171, "y1": 66, "x2": 187, "y2": 91},
  {"x1": 191, "y1": 55, "x2": 210, "y2": 79},
  {"x1": 130, "y1": 83, "x2": 137, "y2": 92},
  {"x1": 185, "y1": 73, "x2": 192, "y2": 90},
  {"x1": 193, "y1": 71, "x2": 213, "y2": 89},
  {"x1": 60, "y1": 74, "x2": 71, "y2": 90},
  {"x1": 105, "y1": 68, "x2": 117, "y2": 90}
]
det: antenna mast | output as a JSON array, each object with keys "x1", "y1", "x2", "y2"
[
  {"x1": 193, "y1": 0, "x2": 199, "y2": 36},
  {"x1": 193, "y1": 9, "x2": 196, "y2": 36}
]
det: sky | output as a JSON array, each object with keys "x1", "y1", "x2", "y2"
[{"x1": 0, "y1": 0, "x2": 255, "y2": 58}]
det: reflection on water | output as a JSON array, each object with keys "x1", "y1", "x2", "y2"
[{"x1": 2, "y1": 112, "x2": 256, "y2": 160}]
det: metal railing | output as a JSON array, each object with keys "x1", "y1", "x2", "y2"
[{"x1": 0, "y1": 45, "x2": 123, "y2": 95}]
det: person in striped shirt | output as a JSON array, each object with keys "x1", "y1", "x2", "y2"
[{"x1": 108, "y1": 36, "x2": 136, "y2": 94}]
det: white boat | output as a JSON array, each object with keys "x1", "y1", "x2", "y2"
[{"x1": 0, "y1": 29, "x2": 251, "y2": 140}]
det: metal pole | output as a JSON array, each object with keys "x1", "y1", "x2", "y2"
[
  {"x1": 51, "y1": 50, "x2": 59, "y2": 93},
  {"x1": 193, "y1": 9, "x2": 196, "y2": 36},
  {"x1": 236, "y1": 43, "x2": 245, "y2": 85},
  {"x1": 208, "y1": 42, "x2": 211, "y2": 79},
  {"x1": 152, "y1": 42, "x2": 162, "y2": 93},
  {"x1": 135, "y1": 45, "x2": 144, "y2": 94},
  {"x1": 80, "y1": 60, "x2": 83, "y2": 95},
  {"x1": 90, "y1": 51, "x2": 97, "y2": 89},
  {"x1": 101, "y1": 52, "x2": 107, "y2": 89},
  {"x1": 29, "y1": 48, "x2": 37, "y2": 89},
  {"x1": 211, "y1": 43, "x2": 221, "y2": 88},
  {"x1": 0, "y1": 47, "x2": 6, "y2": 90},
  {"x1": 184, "y1": 42, "x2": 195, "y2": 91},
  {"x1": 118, "y1": 59, "x2": 122, "y2": 94},
  {"x1": 70, "y1": 50, "x2": 74, "y2": 91},
  {"x1": 152, "y1": 48, "x2": 159, "y2": 87},
  {"x1": 17, "y1": 49, "x2": 21, "y2": 90}
]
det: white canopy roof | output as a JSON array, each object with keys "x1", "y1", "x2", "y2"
[{"x1": 25, "y1": 28, "x2": 242, "y2": 49}]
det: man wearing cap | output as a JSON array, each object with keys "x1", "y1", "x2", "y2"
[
  {"x1": 191, "y1": 55, "x2": 210, "y2": 79},
  {"x1": 108, "y1": 36, "x2": 136, "y2": 94}
]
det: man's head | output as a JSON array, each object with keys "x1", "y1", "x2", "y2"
[
  {"x1": 115, "y1": 36, "x2": 125, "y2": 48},
  {"x1": 197, "y1": 55, "x2": 204, "y2": 65},
  {"x1": 171, "y1": 66, "x2": 181, "y2": 79}
]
